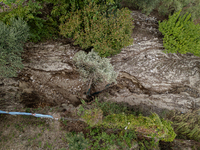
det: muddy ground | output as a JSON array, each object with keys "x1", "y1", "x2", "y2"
[{"x1": 1, "y1": 2, "x2": 200, "y2": 150}]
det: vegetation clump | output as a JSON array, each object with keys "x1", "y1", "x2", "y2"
[
  {"x1": 0, "y1": 17, "x2": 29, "y2": 78},
  {"x1": 60, "y1": 1, "x2": 133, "y2": 57},
  {"x1": 41, "y1": 0, "x2": 122, "y2": 22},
  {"x1": 168, "y1": 109, "x2": 200, "y2": 142},
  {"x1": 124, "y1": 0, "x2": 200, "y2": 20},
  {"x1": 66, "y1": 132, "x2": 89, "y2": 150},
  {"x1": 159, "y1": 10, "x2": 200, "y2": 57},
  {"x1": 73, "y1": 50, "x2": 118, "y2": 94},
  {"x1": 80, "y1": 100, "x2": 176, "y2": 142},
  {"x1": 0, "y1": 0, "x2": 57, "y2": 42},
  {"x1": 102, "y1": 113, "x2": 176, "y2": 142}
]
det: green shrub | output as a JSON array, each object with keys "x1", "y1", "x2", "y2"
[
  {"x1": 36, "y1": 0, "x2": 122, "y2": 42},
  {"x1": 0, "y1": 0, "x2": 58, "y2": 42},
  {"x1": 158, "y1": 0, "x2": 200, "y2": 20},
  {"x1": 40, "y1": 0, "x2": 122, "y2": 23},
  {"x1": 123, "y1": 0, "x2": 200, "y2": 20},
  {"x1": 168, "y1": 109, "x2": 200, "y2": 142},
  {"x1": 87, "y1": 112, "x2": 176, "y2": 142},
  {"x1": 94, "y1": 98, "x2": 134, "y2": 116},
  {"x1": 159, "y1": 10, "x2": 200, "y2": 56},
  {"x1": 60, "y1": 1, "x2": 133, "y2": 57},
  {"x1": 123, "y1": 0, "x2": 160, "y2": 15},
  {"x1": 0, "y1": 0, "x2": 123, "y2": 43},
  {"x1": 66, "y1": 132, "x2": 89, "y2": 150},
  {"x1": 0, "y1": 17, "x2": 29, "y2": 78},
  {"x1": 86, "y1": 128, "x2": 137, "y2": 150},
  {"x1": 80, "y1": 107, "x2": 176, "y2": 142},
  {"x1": 73, "y1": 50, "x2": 118, "y2": 87}
]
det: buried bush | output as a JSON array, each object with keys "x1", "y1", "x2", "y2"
[
  {"x1": 87, "y1": 130, "x2": 137, "y2": 149},
  {"x1": 0, "y1": 18, "x2": 29, "y2": 78},
  {"x1": 66, "y1": 132, "x2": 89, "y2": 150},
  {"x1": 123, "y1": 0, "x2": 200, "y2": 20},
  {"x1": 102, "y1": 113, "x2": 176, "y2": 142},
  {"x1": 59, "y1": 1, "x2": 133, "y2": 57},
  {"x1": 123, "y1": 0, "x2": 160, "y2": 15},
  {"x1": 168, "y1": 109, "x2": 200, "y2": 142},
  {"x1": 73, "y1": 50, "x2": 118, "y2": 94},
  {"x1": 81, "y1": 109, "x2": 176, "y2": 142},
  {"x1": 159, "y1": 10, "x2": 200, "y2": 57},
  {"x1": 157, "y1": 0, "x2": 200, "y2": 20}
]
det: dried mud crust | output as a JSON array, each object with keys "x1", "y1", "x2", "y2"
[
  {"x1": 19, "y1": 40, "x2": 86, "y2": 107},
  {"x1": 0, "y1": 4, "x2": 174, "y2": 111},
  {"x1": 129, "y1": 9, "x2": 168, "y2": 42}
]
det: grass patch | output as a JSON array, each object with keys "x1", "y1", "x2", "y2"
[{"x1": 0, "y1": 110, "x2": 66, "y2": 149}]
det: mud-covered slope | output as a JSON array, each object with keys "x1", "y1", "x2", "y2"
[
  {"x1": 0, "y1": 10, "x2": 200, "y2": 117},
  {"x1": 99, "y1": 10, "x2": 200, "y2": 115}
]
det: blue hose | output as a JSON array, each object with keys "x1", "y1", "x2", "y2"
[{"x1": 0, "y1": 110, "x2": 54, "y2": 119}]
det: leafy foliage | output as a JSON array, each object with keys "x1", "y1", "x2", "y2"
[
  {"x1": 73, "y1": 50, "x2": 118, "y2": 85},
  {"x1": 0, "y1": 0, "x2": 59, "y2": 42},
  {"x1": 81, "y1": 108, "x2": 103, "y2": 126},
  {"x1": 81, "y1": 107, "x2": 176, "y2": 142},
  {"x1": 94, "y1": 98, "x2": 137, "y2": 116},
  {"x1": 159, "y1": 10, "x2": 200, "y2": 56},
  {"x1": 0, "y1": 0, "x2": 127, "y2": 44},
  {"x1": 158, "y1": 0, "x2": 200, "y2": 20},
  {"x1": 123, "y1": 0, "x2": 200, "y2": 20},
  {"x1": 87, "y1": 129, "x2": 137, "y2": 150},
  {"x1": 123, "y1": 0, "x2": 160, "y2": 15},
  {"x1": 0, "y1": 17, "x2": 29, "y2": 78},
  {"x1": 35, "y1": 0, "x2": 123, "y2": 43},
  {"x1": 60, "y1": 1, "x2": 133, "y2": 57},
  {"x1": 40, "y1": 0, "x2": 122, "y2": 20},
  {"x1": 168, "y1": 109, "x2": 200, "y2": 142},
  {"x1": 101, "y1": 113, "x2": 176, "y2": 142},
  {"x1": 66, "y1": 132, "x2": 89, "y2": 150}
]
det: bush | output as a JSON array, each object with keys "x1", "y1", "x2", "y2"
[
  {"x1": 59, "y1": 1, "x2": 133, "y2": 57},
  {"x1": 100, "y1": 113, "x2": 176, "y2": 142},
  {"x1": 158, "y1": 10, "x2": 200, "y2": 56},
  {"x1": 158, "y1": 0, "x2": 200, "y2": 20},
  {"x1": 66, "y1": 132, "x2": 89, "y2": 150},
  {"x1": 73, "y1": 50, "x2": 118, "y2": 86},
  {"x1": 37, "y1": 0, "x2": 122, "y2": 42},
  {"x1": 123, "y1": 0, "x2": 200, "y2": 20},
  {"x1": 0, "y1": 0, "x2": 123, "y2": 43},
  {"x1": 0, "y1": 0, "x2": 58, "y2": 42},
  {"x1": 123, "y1": 0, "x2": 160, "y2": 15},
  {"x1": 40, "y1": 0, "x2": 122, "y2": 23},
  {"x1": 87, "y1": 130, "x2": 136, "y2": 149},
  {"x1": 81, "y1": 108, "x2": 176, "y2": 142},
  {"x1": 0, "y1": 18, "x2": 29, "y2": 78},
  {"x1": 168, "y1": 109, "x2": 200, "y2": 142}
]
